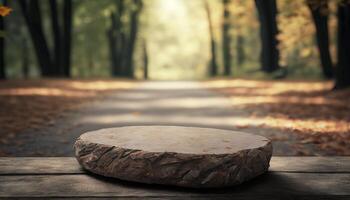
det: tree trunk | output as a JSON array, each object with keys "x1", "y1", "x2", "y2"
[
  {"x1": 107, "y1": 0, "x2": 142, "y2": 78},
  {"x1": 49, "y1": 0, "x2": 61, "y2": 75},
  {"x1": 0, "y1": 0, "x2": 6, "y2": 79},
  {"x1": 236, "y1": 35, "x2": 245, "y2": 66},
  {"x1": 18, "y1": 0, "x2": 53, "y2": 76},
  {"x1": 205, "y1": 0, "x2": 218, "y2": 76},
  {"x1": 143, "y1": 40, "x2": 148, "y2": 80},
  {"x1": 108, "y1": 3, "x2": 126, "y2": 77},
  {"x1": 334, "y1": 2, "x2": 350, "y2": 89},
  {"x1": 119, "y1": 31, "x2": 128, "y2": 76},
  {"x1": 109, "y1": 0, "x2": 129, "y2": 77},
  {"x1": 62, "y1": 0, "x2": 72, "y2": 77},
  {"x1": 116, "y1": 0, "x2": 126, "y2": 76},
  {"x1": 222, "y1": 0, "x2": 232, "y2": 76},
  {"x1": 307, "y1": 0, "x2": 333, "y2": 79},
  {"x1": 125, "y1": 0, "x2": 142, "y2": 78},
  {"x1": 255, "y1": 0, "x2": 280, "y2": 73},
  {"x1": 107, "y1": 12, "x2": 119, "y2": 76},
  {"x1": 22, "y1": 36, "x2": 30, "y2": 78}
]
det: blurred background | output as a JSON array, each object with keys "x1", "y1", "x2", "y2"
[
  {"x1": 0, "y1": 0, "x2": 349, "y2": 156},
  {"x1": 1, "y1": 0, "x2": 347, "y2": 82}
]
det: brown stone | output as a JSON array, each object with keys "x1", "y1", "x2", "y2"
[{"x1": 74, "y1": 126, "x2": 272, "y2": 188}]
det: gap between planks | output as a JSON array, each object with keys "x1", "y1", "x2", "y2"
[{"x1": 0, "y1": 157, "x2": 349, "y2": 175}]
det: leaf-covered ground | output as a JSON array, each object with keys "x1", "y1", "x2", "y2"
[
  {"x1": 1, "y1": 79, "x2": 348, "y2": 156},
  {"x1": 206, "y1": 79, "x2": 350, "y2": 155},
  {"x1": 0, "y1": 79, "x2": 136, "y2": 146}
]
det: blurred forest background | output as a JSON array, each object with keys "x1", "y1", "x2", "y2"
[
  {"x1": 0, "y1": 0, "x2": 350, "y2": 156},
  {"x1": 0, "y1": 0, "x2": 349, "y2": 86}
]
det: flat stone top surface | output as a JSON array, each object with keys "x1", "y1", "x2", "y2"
[{"x1": 79, "y1": 126, "x2": 270, "y2": 155}]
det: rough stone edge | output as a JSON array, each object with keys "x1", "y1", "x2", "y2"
[{"x1": 74, "y1": 138, "x2": 272, "y2": 188}]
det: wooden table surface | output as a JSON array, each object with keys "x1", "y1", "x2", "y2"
[{"x1": 0, "y1": 157, "x2": 349, "y2": 199}]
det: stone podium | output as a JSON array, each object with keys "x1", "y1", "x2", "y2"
[{"x1": 74, "y1": 126, "x2": 272, "y2": 188}]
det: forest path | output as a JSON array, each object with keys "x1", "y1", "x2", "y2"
[{"x1": 3, "y1": 81, "x2": 322, "y2": 156}]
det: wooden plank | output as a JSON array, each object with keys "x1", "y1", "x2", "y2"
[
  {"x1": 270, "y1": 157, "x2": 350, "y2": 173},
  {"x1": 0, "y1": 157, "x2": 83, "y2": 174},
  {"x1": 1, "y1": 157, "x2": 350, "y2": 174},
  {"x1": 0, "y1": 173, "x2": 349, "y2": 197},
  {"x1": 1, "y1": 197, "x2": 350, "y2": 200}
]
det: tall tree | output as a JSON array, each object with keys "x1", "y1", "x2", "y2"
[
  {"x1": 0, "y1": 0, "x2": 6, "y2": 79},
  {"x1": 107, "y1": 12, "x2": 119, "y2": 76},
  {"x1": 116, "y1": 0, "x2": 127, "y2": 76},
  {"x1": 143, "y1": 39, "x2": 148, "y2": 80},
  {"x1": 125, "y1": 0, "x2": 143, "y2": 77},
  {"x1": 334, "y1": 1, "x2": 350, "y2": 89},
  {"x1": 21, "y1": 37, "x2": 30, "y2": 78},
  {"x1": 107, "y1": 0, "x2": 128, "y2": 77},
  {"x1": 62, "y1": 0, "x2": 73, "y2": 77},
  {"x1": 49, "y1": 0, "x2": 61, "y2": 75},
  {"x1": 222, "y1": 0, "x2": 232, "y2": 76},
  {"x1": 18, "y1": 0, "x2": 53, "y2": 76},
  {"x1": 255, "y1": 0, "x2": 280, "y2": 73},
  {"x1": 236, "y1": 35, "x2": 245, "y2": 66},
  {"x1": 18, "y1": 0, "x2": 73, "y2": 77},
  {"x1": 307, "y1": 0, "x2": 334, "y2": 79},
  {"x1": 204, "y1": 0, "x2": 218, "y2": 76},
  {"x1": 108, "y1": 0, "x2": 143, "y2": 78}
]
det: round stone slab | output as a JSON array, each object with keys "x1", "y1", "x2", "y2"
[{"x1": 74, "y1": 126, "x2": 272, "y2": 188}]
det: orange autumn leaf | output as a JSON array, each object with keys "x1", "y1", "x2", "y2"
[{"x1": 0, "y1": 6, "x2": 12, "y2": 17}]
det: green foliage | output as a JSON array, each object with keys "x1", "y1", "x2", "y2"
[{"x1": 3, "y1": 0, "x2": 344, "y2": 80}]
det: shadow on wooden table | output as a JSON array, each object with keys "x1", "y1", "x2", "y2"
[{"x1": 85, "y1": 170, "x2": 327, "y2": 197}]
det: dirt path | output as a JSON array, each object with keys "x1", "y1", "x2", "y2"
[{"x1": 1, "y1": 81, "x2": 324, "y2": 156}]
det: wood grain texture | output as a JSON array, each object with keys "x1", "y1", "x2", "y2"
[
  {"x1": 270, "y1": 157, "x2": 350, "y2": 173},
  {"x1": 1, "y1": 157, "x2": 350, "y2": 174},
  {"x1": 0, "y1": 157, "x2": 349, "y2": 199},
  {"x1": 0, "y1": 157, "x2": 83, "y2": 174},
  {"x1": 2, "y1": 197, "x2": 348, "y2": 200},
  {"x1": 0, "y1": 173, "x2": 349, "y2": 197}
]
